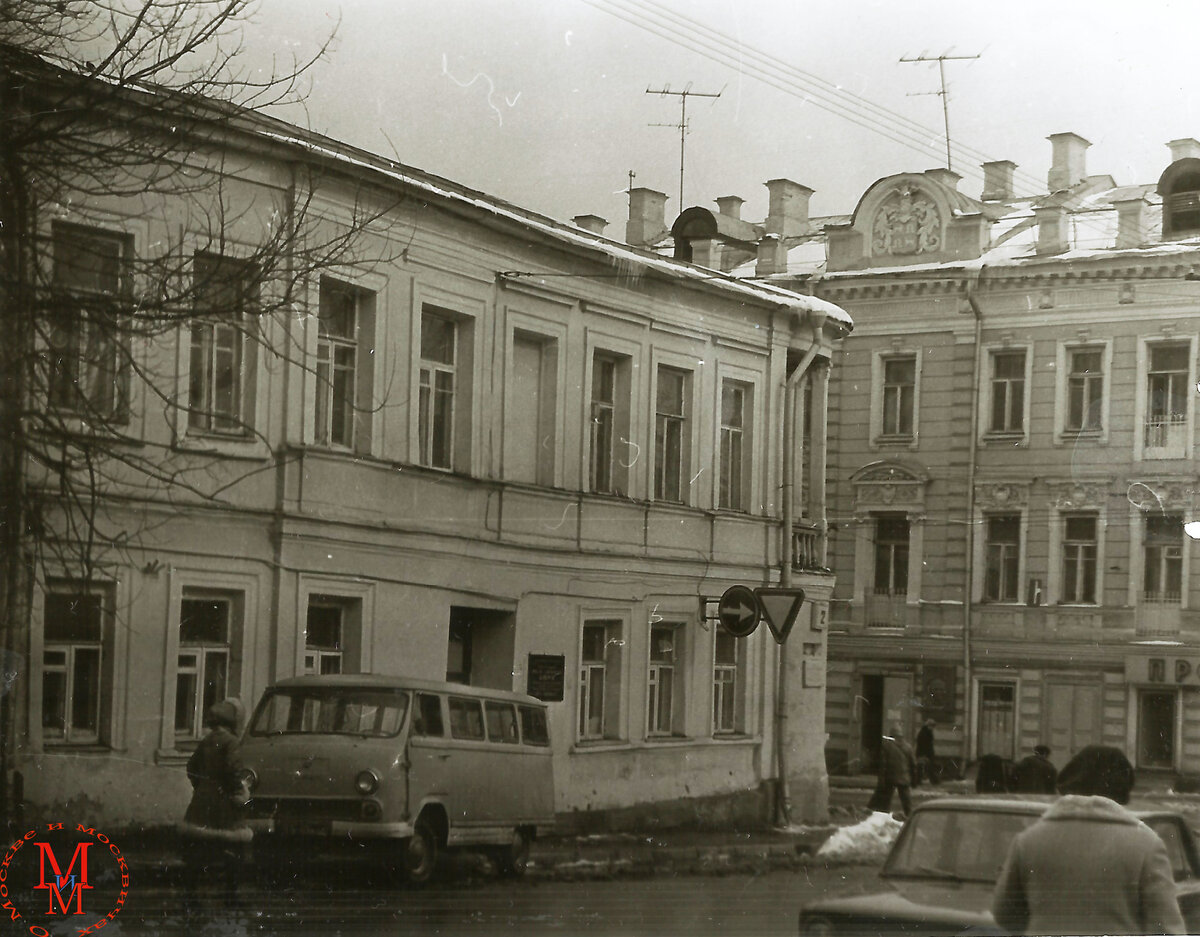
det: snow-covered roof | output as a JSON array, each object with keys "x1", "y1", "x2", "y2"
[{"x1": 256, "y1": 129, "x2": 851, "y2": 329}]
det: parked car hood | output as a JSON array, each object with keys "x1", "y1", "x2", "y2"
[{"x1": 803, "y1": 879, "x2": 1002, "y2": 934}]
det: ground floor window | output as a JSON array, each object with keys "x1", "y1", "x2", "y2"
[{"x1": 42, "y1": 585, "x2": 111, "y2": 745}]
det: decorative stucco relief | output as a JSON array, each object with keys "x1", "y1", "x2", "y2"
[
  {"x1": 1047, "y1": 481, "x2": 1109, "y2": 510},
  {"x1": 871, "y1": 185, "x2": 941, "y2": 256},
  {"x1": 974, "y1": 483, "x2": 1030, "y2": 509}
]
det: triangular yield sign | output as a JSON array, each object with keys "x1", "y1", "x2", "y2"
[{"x1": 754, "y1": 588, "x2": 805, "y2": 644}]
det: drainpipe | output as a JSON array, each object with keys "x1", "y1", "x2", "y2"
[
  {"x1": 776, "y1": 321, "x2": 823, "y2": 827},
  {"x1": 962, "y1": 268, "x2": 985, "y2": 767}
]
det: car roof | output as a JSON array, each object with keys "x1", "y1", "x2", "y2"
[
  {"x1": 265, "y1": 673, "x2": 546, "y2": 706},
  {"x1": 912, "y1": 795, "x2": 1185, "y2": 822}
]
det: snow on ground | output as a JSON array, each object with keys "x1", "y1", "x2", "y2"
[{"x1": 816, "y1": 811, "x2": 903, "y2": 864}]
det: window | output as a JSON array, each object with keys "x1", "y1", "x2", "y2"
[
  {"x1": 1144, "y1": 515, "x2": 1183, "y2": 605},
  {"x1": 484, "y1": 701, "x2": 519, "y2": 743},
  {"x1": 989, "y1": 350, "x2": 1026, "y2": 434},
  {"x1": 49, "y1": 225, "x2": 127, "y2": 417},
  {"x1": 448, "y1": 697, "x2": 485, "y2": 740},
  {"x1": 1145, "y1": 344, "x2": 1189, "y2": 450},
  {"x1": 712, "y1": 630, "x2": 743, "y2": 735},
  {"x1": 1066, "y1": 348, "x2": 1104, "y2": 432},
  {"x1": 984, "y1": 514, "x2": 1021, "y2": 603},
  {"x1": 419, "y1": 310, "x2": 456, "y2": 469},
  {"x1": 175, "y1": 591, "x2": 240, "y2": 740},
  {"x1": 881, "y1": 356, "x2": 916, "y2": 437},
  {"x1": 591, "y1": 355, "x2": 617, "y2": 493},
  {"x1": 578, "y1": 619, "x2": 623, "y2": 741},
  {"x1": 519, "y1": 705, "x2": 549, "y2": 745},
  {"x1": 1062, "y1": 514, "x2": 1098, "y2": 604},
  {"x1": 412, "y1": 693, "x2": 444, "y2": 736},
  {"x1": 873, "y1": 515, "x2": 910, "y2": 596},
  {"x1": 42, "y1": 586, "x2": 109, "y2": 745},
  {"x1": 304, "y1": 601, "x2": 343, "y2": 674},
  {"x1": 508, "y1": 331, "x2": 558, "y2": 485},
  {"x1": 647, "y1": 623, "x2": 683, "y2": 737},
  {"x1": 719, "y1": 380, "x2": 751, "y2": 511},
  {"x1": 189, "y1": 253, "x2": 254, "y2": 434},
  {"x1": 655, "y1": 366, "x2": 689, "y2": 502},
  {"x1": 315, "y1": 279, "x2": 359, "y2": 448}
]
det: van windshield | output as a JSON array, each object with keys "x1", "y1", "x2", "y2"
[{"x1": 249, "y1": 687, "x2": 410, "y2": 738}]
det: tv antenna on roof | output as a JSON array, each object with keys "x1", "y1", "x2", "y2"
[
  {"x1": 900, "y1": 52, "x2": 980, "y2": 172},
  {"x1": 646, "y1": 83, "x2": 722, "y2": 209}
]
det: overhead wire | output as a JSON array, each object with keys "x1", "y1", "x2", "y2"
[{"x1": 588, "y1": 0, "x2": 1171, "y2": 249}]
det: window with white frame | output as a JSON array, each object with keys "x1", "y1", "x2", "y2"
[
  {"x1": 305, "y1": 600, "x2": 344, "y2": 674},
  {"x1": 712, "y1": 629, "x2": 744, "y2": 735},
  {"x1": 578, "y1": 619, "x2": 623, "y2": 741},
  {"x1": 189, "y1": 253, "x2": 255, "y2": 435},
  {"x1": 175, "y1": 590, "x2": 240, "y2": 740},
  {"x1": 647, "y1": 622, "x2": 684, "y2": 737},
  {"x1": 1144, "y1": 514, "x2": 1183, "y2": 605},
  {"x1": 880, "y1": 355, "x2": 916, "y2": 438},
  {"x1": 1145, "y1": 343, "x2": 1189, "y2": 451},
  {"x1": 419, "y1": 310, "x2": 457, "y2": 469},
  {"x1": 49, "y1": 224, "x2": 128, "y2": 418},
  {"x1": 1061, "y1": 514, "x2": 1098, "y2": 604},
  {"x1": 508, "y1": 330, "x2": 558, "y2": 486},
  {"x1": 589, "y1": 351, "x2": 631, "y2": 496},
  {"x1": 719, "y1": 380, "x2": 752, "y2": 511},
  {"x1": 1065, "y1": 347, "x2": 1104, "y2": 433},
  {"x1": 984, "y1": 514, "x2": 1021, "y2": 603},
  {"x1": 989, "y1": 350, "x2": 1026, "y2": 434},
  {"x1": 654, "y1": 366, "x2": 689, "y2": 502},
  {"x1": 873, "y1": 514, "x2": 910, "y2": 596},
  {"x1": 42, "y1": 585, "x2": 110, "y2": 745},
  {"x1": 314, "y1": 278, "x2": 360, "y2": 449}
]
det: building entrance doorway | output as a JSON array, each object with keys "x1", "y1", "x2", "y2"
[
  {"x1": 858, "y1": 672, "x2": 913, "y2": 773},
  {"x1": 447, "y1": 606, "x2": 515, "y2": 690},
  {"x1": 977, "y1": 682, "x2": 1016, "y2": 760},
  {"x1": 1138, "y1": 690, "x2": 1176, "y2": 769}
]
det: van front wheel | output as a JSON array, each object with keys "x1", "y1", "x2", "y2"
[
  {"x1": 494, "y1": 827, "x2": 531, "y2": 877},
  {"x1": 404, "y1": 820, "x2": 439, "y2": 883}
]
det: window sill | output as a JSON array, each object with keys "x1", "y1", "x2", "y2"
[
  {"x1": 41, "y1": 743, "x2": 113, "y2": 755},
  {"x1": 872, "y1": 434, "x2": 916, "y2": 446},
  {"x1": 981, "y1": 432, "x2": 1027, "y2": 446},
  {"x1": 644, "y1": 734, "x2": 691, "y2": 744},
  {"x1": 572, "y1": 739, "x2": 634, "y2": 753},
  {"x1": 156, "y1": 745, "x2": 198, "y2": 766},
  {"x1": 175, "y1": 432, "x2": 269, "y2": 461},
  {"x1": 711, "y1": 733, "x2": 756, "y2": 744}
]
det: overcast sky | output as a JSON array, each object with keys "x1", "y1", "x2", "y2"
[{"x1": 246, "y1": 0, "x2": 1198, "y2": 233}]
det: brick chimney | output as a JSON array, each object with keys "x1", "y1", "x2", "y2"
[
  {"x1": 1168, "y1": 138, "x2": 1200, "y2": 162},
  {"x1": 1047, "y1": 132, "x2": 1091, "y2": 192},
  {"x1": 1034, "y1": 204, "x2": 1070, "y2": 254},
  {"x1": 982, "y1": 160, "x2": 1017, "y2": 201},
  {"x1": 755, "y1": 234, "x2": 788, "y2": 276},
  {"x1": 572, "y1": 214, "x2": 608, "y2": 235},
  {"x1": 626, "y1": 187, "x2": 669, "y2": 246},
  {"x1": 715, "y1": 196, "x2": 744, "y2": 221},
  {"x1": 1114, "y1": 197, "x2": 1149, "y2": 249},
  {"x1": 924, "y1": 168, "x2": 961, "y2": 191},
  {"x1": 765, "y1": 179, "x2": 813, "y2": 237}
]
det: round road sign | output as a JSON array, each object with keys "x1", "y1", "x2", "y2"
[{"x1": 717, "y1": 585, "x2": 760, "y2": 637}]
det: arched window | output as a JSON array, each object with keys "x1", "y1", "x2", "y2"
[{"x1": 1158, "y1": 163, "x2": 1200, "y2": 236}]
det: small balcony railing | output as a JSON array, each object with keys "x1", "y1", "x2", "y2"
[
  {"x1": 791, "y1": 523, "x2": 824, "y2": 571},
  {"x1": 1137, "y1": 593, "x2": 1182, "y2": 635},
  {"x1": 1144, "y1": 414, "x2": 1187, "y2": 453},
  {"x1": 865, "y1": 589, "x2": 908, "y2": 628}
]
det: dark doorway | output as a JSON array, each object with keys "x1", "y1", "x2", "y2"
[
  {"x1": 447, "y1": 606, "x2": 515, "y2": 690},
  {"x1": 860, "y1": 674, "x2": 883, "y2": 773},
  {"x1": 1139, "y1": 690, "x2": 1175, "y2": 769}
]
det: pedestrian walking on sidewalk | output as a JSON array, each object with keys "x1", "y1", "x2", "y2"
[
  {"x1": 915, "y1": 718, "x2": 938, "y2": 785},
  {"x1": 1012, "y1": 744, "x2": 1057, "y2": 794},
  {"x1": 867, "y1": 722, "x2": 916, "y2": 818},
  {"x1": 992, "y1": 745, "x2": 1184, "y2": 936}
]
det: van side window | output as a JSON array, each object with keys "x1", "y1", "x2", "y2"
[
  {"x1": 519, "y1": 705, "x2": 549, "y2": 746},
  {"x1": 448, "y1": 697, "x2": 484, "y2": 740},
  {"x1": 413, "y1": 693, "x2": 444, "y2": 737},
  {"x1": 485, "y1": 701, "x2": 519, "y2": 743}
]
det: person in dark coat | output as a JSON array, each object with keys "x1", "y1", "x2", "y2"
[
  {"x1": 993, "y1": 745, "x2": 1184, "y2": 935},
  {"x1": 184, "y1": 698, "x2": 249, "y2": 837},
  {"x1": 975, "y1": 752, "x2": 1010, "y2": 793},
  {"x1": 914, "y1": 718, "x2": 938, "y2": 785},
  {"x1": 1012, "y1": 744, "x2": 1058, "y2": 794},
  {"x1": 867, "y1": 722, "x2": 916, "y2": 817}
]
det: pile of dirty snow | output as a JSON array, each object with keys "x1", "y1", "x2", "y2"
[{"x1": 816, "y1": 811, "x2": 903, "y2": 863}]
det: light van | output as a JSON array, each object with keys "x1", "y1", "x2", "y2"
[{"x1": 236, "y1": 674, "x2": 555, "y2": 880}]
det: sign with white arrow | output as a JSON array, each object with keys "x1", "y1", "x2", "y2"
[
  {"x1": 754, "y1": 588, "x2": 806, "y2": 644},
  {"x1": 717, "y1": 585, "x2": 760, "y2": 637}
]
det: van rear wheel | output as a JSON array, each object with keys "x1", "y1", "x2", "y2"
[
  {"x1": 494, "y1": 827, "x2": 531, "y2": 877},
  {"x1": 404, "y1": 819, "x2": 439, "y2": 883}
]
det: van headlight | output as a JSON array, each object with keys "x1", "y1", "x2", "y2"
[
  {"x1": 800, "y1": 913, "x2": 835, "y2": 936},
  {"x1": 355, "y1": 770, "x2": 379, "y2": 795},
  {"x1": 236, "y1": 768, "x2": 258, "y2": 792}
]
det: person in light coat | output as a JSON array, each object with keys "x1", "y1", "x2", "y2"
[{"x1": 992, "y1": 745, "x2": 1184, "y2": 936}]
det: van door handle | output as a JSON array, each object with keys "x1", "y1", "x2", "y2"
[{"x1": 436, "y1": 753, "x2": 451, "y2": 761}]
